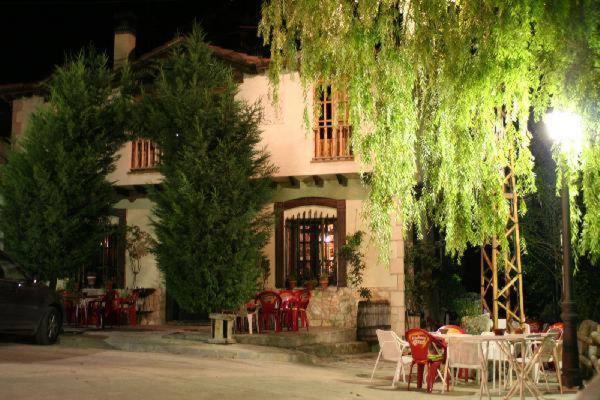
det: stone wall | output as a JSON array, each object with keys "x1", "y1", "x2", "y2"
[
  {"x1": 307, "y1": 287, "x2": 397, "y2": 329},
  {"x1": 138, "y1": 287, "x2": 166, "y2": 325}
]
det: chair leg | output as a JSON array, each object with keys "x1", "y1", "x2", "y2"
[
  {"x1": 400, "y1": 361, "x2": 407, "y2": 383},
  {"x1": 370, "y1": 351, "x2": 382, "y2": 382},
  {"x1": 554, "y1": 349, "x2": 563, "y2": 394},
  {"x1": 407, "y1": 363, "x2": 415, "y2": 391},
  {"x1": 541, "y1": 363, "x2": 550, "y2": 392},
  {"x1": 392, "y1": 361, "x2": 401, "y2": 388}
]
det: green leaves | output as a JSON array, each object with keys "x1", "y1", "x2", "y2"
[
  {"x1": 260, "y1": 0, "x2": 599, "y2": 261},
  {"x1": 136, "y1": 26, "x2": 276, "y2": 313}
]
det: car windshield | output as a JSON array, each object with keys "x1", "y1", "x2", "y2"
[{"x1": 0, "y1": 255, "x2": 26, "y2": 281}]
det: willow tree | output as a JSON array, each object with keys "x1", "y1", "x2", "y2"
[{"x1": 259, "y1": 0, "x2": 599, "y2": 261}]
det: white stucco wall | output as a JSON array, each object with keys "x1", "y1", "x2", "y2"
[
  {"x1": 114, "y1": 198, "x2": 163, "y2": 290},
  {"x1": 236, "y1": 72, "x2": 365, "y2": 178},
  {"x1": 11, "y1": 96, "x2": 45, "y2": 146}
]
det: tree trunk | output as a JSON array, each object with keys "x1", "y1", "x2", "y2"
[{"x1": 49, "y1": 277, "x2": 57, "y2": 291}]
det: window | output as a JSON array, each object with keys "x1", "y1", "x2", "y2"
[
  {"x1": 284, "y1": 211, "x2": 337, "y2": 286},
  {"x1": 82, "y1": 210, "x2": 126, "y2": 288},
  {"x1": 131, "y1": 139, "x2": 160, "y2": 170},
  {"x1": 313, "y1": 85, "x2": 352, "y2": 161},
  {"x1": 275, "y1": 198, "x2": 347, "y2": 288}
]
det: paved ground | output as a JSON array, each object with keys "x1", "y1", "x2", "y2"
[{"x1": 0, "y1": 333, "x2": 581, "y2": 400}]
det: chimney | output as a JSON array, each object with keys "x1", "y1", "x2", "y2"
[{"x1": 113, "y1": 12, "x2": 136, "y2": 70}]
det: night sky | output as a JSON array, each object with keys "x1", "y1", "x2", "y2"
[
  {"x1": 0, "y1": 0, "x2": 264, "y2": 84},
  {"x1": 0, "y1": 0, "x2": 264, "y2": 137}
]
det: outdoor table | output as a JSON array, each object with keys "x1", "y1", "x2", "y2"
[{"x1": 435, "y1": 333, "x2": 551, "y2": 400}]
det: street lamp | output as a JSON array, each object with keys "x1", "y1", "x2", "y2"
[{"x1": 544, "y1": 110, "x2": 583, "y2": 389}]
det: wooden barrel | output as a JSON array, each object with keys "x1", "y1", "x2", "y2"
[{"x1": 357, "y1": 300, "x2": 391, "y2": 342}]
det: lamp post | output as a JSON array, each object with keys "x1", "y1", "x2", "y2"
[{"x1": 544, "y1": 110, "x2": 583, "y2": 388}]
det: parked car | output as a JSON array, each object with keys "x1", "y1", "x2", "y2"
[{"x1": 0, "y1": 251, "x2": 63, "y2": 344}]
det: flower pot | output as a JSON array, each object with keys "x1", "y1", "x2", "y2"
[
  {"x1": 86, "y1": 274, "x2": 97, "y2": 288},
  {"x1": 319, "y1": 278, "x2": 329, "y2": 289},
  {"x1": 287, "y1": 279, "x2": 297, "y2": 290}
]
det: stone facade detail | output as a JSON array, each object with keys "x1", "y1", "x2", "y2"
[
  {"x1": 138, "y1": 287, "x2": 166, "y2": 325},
  {"x1": 307, "y1": 287, "x2": 402, "y2": 330}
]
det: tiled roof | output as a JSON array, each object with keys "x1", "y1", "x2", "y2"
[{"x1": 0, "y1": 38, "x2": 270, "y2": 99}]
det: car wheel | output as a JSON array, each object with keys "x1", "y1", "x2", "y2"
[{"x1": 35, "y1": 307, "x2": 61, "y2": 345}]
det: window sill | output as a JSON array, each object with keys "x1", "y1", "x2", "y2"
[
  {"x1": 311, "y1": 156, "x2": 354, "y2": 163},
  {"x1": 128, "y1": 168, "x2": 159, "y2": 174}
]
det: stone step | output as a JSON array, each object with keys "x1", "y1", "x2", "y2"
[
  {"x1": 234, "y1": 327, "x2": 356, "y2": 348},
  {"x1": 296, "y1": 341, "x2": 370, "y2": 358}
]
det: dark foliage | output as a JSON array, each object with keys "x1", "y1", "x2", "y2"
[
  {"x1": 135, "y1": 26, "x2": 275, "y2": 313},
  {"x1": 0, "y1": 50, "x2": 132, "y2": 289}
]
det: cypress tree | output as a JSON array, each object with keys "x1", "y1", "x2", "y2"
[
  {"x1": 0, "y1": 50, "x2": 132, "y2": 289},
  {"x1": 136, "y1": 27, "x2": 275, "y2": 313}
]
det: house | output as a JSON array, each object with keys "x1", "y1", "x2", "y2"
[{"x1": 0, "y1": 25, "x2": 407, "y2": 334}]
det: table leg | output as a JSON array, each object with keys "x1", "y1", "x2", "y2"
[
  {"x1": 480, "y1": 341, "x2": 490, "y2": 400},
  {"x1": 499, "y1": 340, "x2": 546, "y2": 400}
]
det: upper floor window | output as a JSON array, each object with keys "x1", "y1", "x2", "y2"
[
  {"x1": 313, "y1": 85, "x2": 353, "y2": 161},
  {"x1": 131, "y1": 139, "x2": 160, "y2": 171}
]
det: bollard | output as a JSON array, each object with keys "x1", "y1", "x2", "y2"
[{"x1": 208, "y1": 313, "x2": 236, "y2": 344}]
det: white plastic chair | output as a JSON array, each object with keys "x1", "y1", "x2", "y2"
[
  {"x1": 516, "y1": 336, "x2": 563, "y2": 394},
  {"x1": 370, "y1": 329, "x2": 412, "y2": 388},
  {"x1": 443, "y1": 337, "x2": 486, "y2": 394}
]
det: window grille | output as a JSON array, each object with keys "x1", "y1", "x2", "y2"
[
  {"x1": 284, "y1": 210, "x2": 337, "y2": 286},
  {"x1": 131, "y1": 139, "x2": 160, "y2": 170}
]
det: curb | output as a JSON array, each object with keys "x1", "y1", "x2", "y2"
[{"x1": 101, "y1": 333, "x2": 322, "y2": 365}]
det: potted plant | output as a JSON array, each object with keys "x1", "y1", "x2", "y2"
[
  {"x1": 259, "y1": 255, "x2": 270, "y2": 291},
  {"x1": 287, "y1": 271, "x2": 297, "y2": 289},
  {"x1": 319, "y1": 274, "x2": 329, "y2": 289},
  {"x1": 86, "y1": 271, "x2": 97, "y2": 288},
  {"x1": 342, "y1": 231, "x2": 371, "y2": 301},
  {"x1": 125, "y1": 225, "x2": 156, "y2": 288},
  {"x1": 305, "y1": 279, "x2": 318, "y2": 290}
]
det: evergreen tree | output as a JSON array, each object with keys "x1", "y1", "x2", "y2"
[
  {"x1": 136, "y1": 27, "x2": 275, "y2": 313},
  {"x1": 0, "y1": 50, "x2": 132, "y2": 289}
]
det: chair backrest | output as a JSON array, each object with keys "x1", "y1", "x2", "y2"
[
  {"x1": 546, "y1": 322, "x2": 564, "y2": 339},
  {"x1": 278, "y1": 290, "x2": 296, "y2": 309},
  {"x1": 538, "y1": 336, "x2": 559, "y2": 362},
  {"x1": 437, "y1": 325, "x2": 465, "y2": 335},
  {"x1": 376, "y1": 329, "x2": 407, "y2": 361},
  {"x1": 446, "y1": 337, "x2": 482, "y2": 368},
  {"x1": 406, "y1": 328, "x2": 433, "y2": 363},
  {"x1": 256, "y1": 291, "x2": 281, "y2": 313},
  {"x1": 296, "y1": 289, "x2": 311, "y2": 309}
]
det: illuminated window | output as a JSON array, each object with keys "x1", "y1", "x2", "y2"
[{"x1": 313, "y1": 85, "x2": 352, "y2": 160}]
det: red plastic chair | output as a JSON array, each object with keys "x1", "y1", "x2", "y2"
[
  {"x1": 256, "y1": 291, "x2": 282, "y2": 332},
  {"x1": 91, "y1": 290, "x2": 120, "y2": 328},
  {"x1": 278, "y1": 290, "x2": 297, "y2": 330},
  {"x1": 117, "y1": 291, "x2": 140, "y2": 326},
  {"x1": 295, "y1": 289, "x2": 311, "y2": 331},
  {"x1": 406, "y1": 328, "x2": 447, "y2": 393},
  {"x1": 59, "y1": 291, "x2": 77, "y2": 324}
]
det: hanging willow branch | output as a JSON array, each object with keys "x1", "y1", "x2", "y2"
[{"x1": 259, "y1": 0, "x2": 599, "y2": 262}]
